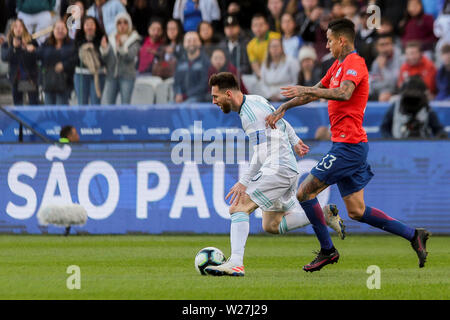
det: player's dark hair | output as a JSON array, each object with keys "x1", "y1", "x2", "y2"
[
  {"x1": 60, "y1": 125, "x2": 74, "y2": 138},
  {"x1": 327, "y1": 18, "x2": 356, "y2": 42},
  {"x1": 209, "y1": 72, "x2": 240, "y2": 91}
]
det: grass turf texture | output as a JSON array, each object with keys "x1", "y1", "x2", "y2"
[{"x1": 0, "y1": 234, "x2": 448, "y2": 300}]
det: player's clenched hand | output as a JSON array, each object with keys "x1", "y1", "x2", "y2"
[
  {"x1": 294, "y1": 139, "x2": 309, "y2": 157},
  {"x1": 226, "y1": 182, "x2": 247, "y2": 206},
  {"x1": 265, "y1": 107, "x2": 285, "y2": 129}
]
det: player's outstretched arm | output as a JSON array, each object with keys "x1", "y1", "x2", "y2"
[
  {"x1": 285, "y1": 80, "x2": 356, "y2": 102},
  {"x1": 265, "y1": 82, "x2": 323, "y2": 129}
]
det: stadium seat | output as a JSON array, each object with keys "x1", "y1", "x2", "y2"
[
  {"x1": 0, "y1": 58, "x2": 10, "y2": 92},
  {"x1": 130, "y1": 76, "x2": 164, "y2": 105},
  {"x1": 155, "y1": 77, "x2": 175, "y2": 104}
]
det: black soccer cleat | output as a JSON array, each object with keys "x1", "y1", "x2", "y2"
[
  {"x1": 410, "y1": 228, "x2": 431, "y2": 268},
  {"x1": 303, "y1": 248, "x2": 340, "y2": 272}
]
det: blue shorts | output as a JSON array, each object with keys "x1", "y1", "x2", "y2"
[{"x1": 310, "y1": 142, "x2": 374, "y2": 197}]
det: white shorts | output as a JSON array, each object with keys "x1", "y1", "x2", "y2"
[{"x1": 246, "y1": 166, "x2": 299, "y2": 212}]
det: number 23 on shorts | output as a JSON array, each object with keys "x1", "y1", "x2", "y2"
[{"x1": 315, "y1": 153, "x2": 337, "y2": 171}]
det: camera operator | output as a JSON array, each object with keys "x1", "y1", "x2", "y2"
[{"x1": 380, "y1": 75, "x2": 447, "y2": 139}]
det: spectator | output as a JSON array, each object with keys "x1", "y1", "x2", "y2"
[
  {"x1": 86, "y1": 0, "x2": 126, "y2": 35},
  {"x1": 342, "y1": 0, "x2": 360, "y2": 30},
  {"x1": 433, "y1": 0, "x2": 450, "y2": 66},
  {"x1": 369, "y1": 33, "x2": 403, "y2": 102},
  {"x1": 173, "y1": 31, "x2": 210, "y2": 102},
  {"x1": 281, "y1": 12, "x2": 303, "y2": 59},
  {"x1": 100, "y1": 12, "x2": 141, "y2": 105},
  {"x1": 225, "y1": 2, "x2": 248, "y2": 30},
  {"x1": 295, "y1": 0, "x2": 322, "y2": 43},
  {"x1": 150, "y1": 19, "x2": 184, "y2": 80},
  {"x1": 436, "y1": 43, "x2": 450, "y2": 100},
  {"x1": 208, "y1": 47, "x2": 248, "y2": 94},
  {"x1": 17, "y1": 0, "x2": 55, "y2": 44},
  {"x1": 218, "y1": 15, "x2": 251, "y2": 75},
  {"x1": 313, "y1": 10, "x2": 332, "y2": 62},
  {"x1": 1, "y1": 19, "x2": 39, "y2": 105},
  {"x1": 400, "y1": 0, "x2": 437, "y2": 52},
  {"x1": 398, "y1": 41, "x2": 437, "y2": 96},
  {"x1": 74, "y1": 16, "x2": 106, "y2": 105},
  {"x1": 60, "y1": 125, "x2": 80, "y2": 143},
  {"x1": 260, "y1": 38, "x2": 299, "y2": 101},
  {"x1": 247, "y1": 13, "x2": 281, "y2": 78},
  {"x1": 330, "y1": 1, "x2": 345, "y2": 19},
  {"x1": 173, "y1": 0, "x2": 221, "y2": 32},
  {"x1": 164, "y1": 18, "x2": 184, "y2": 61},
  {"x1": 137, "y1": 19, "x2": 164, "y2": 74},
  {"x1": 376, "y1": 17, "x2": 403, "y2": 50},
  {"x1": 198, "y1": 21, "x2": 219, "y2": 58},
  {"x1": 65, "y1": 1, "x2": 85, "y2": 40},
  {"x1": 37, "y1": 20, "x2": 77, "y2": 105},
  {"x1": 375, "y1": 0, "x2": 408, "y2": 34},
  {"x1": 267, "y1": 0, "x2": 285, "y2": 33},
  {"x1": 355, "y1": 7, "x2": 378, "y2": 70},
  {"x1": 381, "y1": 76, "x2": 447, "y2": 139},
  {"x1": 297, "y1": 45, "x2": 322, "y2": 87}
]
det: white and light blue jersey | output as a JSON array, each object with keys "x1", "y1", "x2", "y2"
[{"x1": 238, "y1": 95, "x2": 300, "y2": 185}]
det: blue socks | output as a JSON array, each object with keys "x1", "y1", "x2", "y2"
[
  {"x1": 300, "y1": 198, "x2": 334, "y2": 250},
  {"x1": 360, "y1": 206, "x2": 415, "y2": 241}
]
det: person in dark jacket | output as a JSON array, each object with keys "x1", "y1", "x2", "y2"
[
  {"x1": 74, "y1": 16, "x2": 106, "y2": 105},
  {"x1": 174, "y1": 31, "x2": 210, "y2": 103},
  {"x1": 1, "y1": 18, "x2": 39, "y2": 105},
  {"x1": 380, "y1": 76, "x2": 447, "y2": 139},
  {"x1": 218, "y1": 15, "x2": 251, "y2": 75},
  {"x1": 436, "y1": 43, "x2": 450, "y2": 101},
  {"x1": 37, "y1": 20, "x2": 77, "y2": 105}
]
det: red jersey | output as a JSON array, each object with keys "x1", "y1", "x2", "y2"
[{"x1": 321, "y1": 52, "x2": 369, "y2": 143}]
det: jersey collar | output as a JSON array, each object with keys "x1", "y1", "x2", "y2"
[
  {"x1": 238, "y1": 95, "x2": 246, "y2": 115},
  {"x1": 338, "y1": 50, "x2": 357, "y2": 64}
]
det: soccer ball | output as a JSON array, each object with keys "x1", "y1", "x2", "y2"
[{"x1": 194, "y1": 247, "x2": 227, "y2": 275}]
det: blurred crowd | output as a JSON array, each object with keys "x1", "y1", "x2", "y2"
[{"x1": 0, "y1": 0, "x2": 449, "y2": 139}]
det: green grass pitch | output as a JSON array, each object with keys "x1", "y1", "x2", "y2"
[{"x1": 0, "y1": 234, "x2": 448, "y2": 300}]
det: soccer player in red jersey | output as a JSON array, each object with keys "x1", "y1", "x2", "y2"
[{"x1": 266, "y1": 19, "x2": 430, "y2": 272}]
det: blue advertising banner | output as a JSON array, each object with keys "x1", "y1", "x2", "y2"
[
  {"x1": 0, "y1": 140, "x2": 448, "y2": 234},
  {"x1": 1, "y1": 102, "x2": 449, "y2": 142}
]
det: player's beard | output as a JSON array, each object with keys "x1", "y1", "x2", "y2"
[{"x1": 221, "y1": 101, "x2": 232, "y2": 114}]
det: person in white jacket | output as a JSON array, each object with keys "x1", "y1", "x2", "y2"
[
  {"x1": 260, "y1": 38, "x2": 299, "y2": 102},
  {"x1": 100, "y1": 12, "x2": 141, "y2": 104},
  {"x1": 173, "y1": 0, "x2": 221, "y2": 32}
]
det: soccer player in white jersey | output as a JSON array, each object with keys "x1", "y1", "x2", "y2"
[{"x1": 205, "y1": 72, "x2": 345, "y2": 277}]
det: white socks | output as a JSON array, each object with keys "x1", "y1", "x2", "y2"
[
  {"x1": 229, "y1": 212, "x2": 249, "y2": 265},
  {"x1": 278, "y1": 205, "x2": 310, "y2": 234}
]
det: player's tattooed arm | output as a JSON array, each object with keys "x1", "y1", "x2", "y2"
[
  {"x1": 265, "y1": 82, "x2": 323, "y2": 129},
  {"x1": 288, "y1": 80, "x2": 356, "y2": 101}
]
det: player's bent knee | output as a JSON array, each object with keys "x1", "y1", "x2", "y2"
[
  {"x1": 297, "y1": 189, "x2": 314, "y2": 202},
  {"x1": 348, "y1": 209, "x2": 364, "y2": 220}
]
